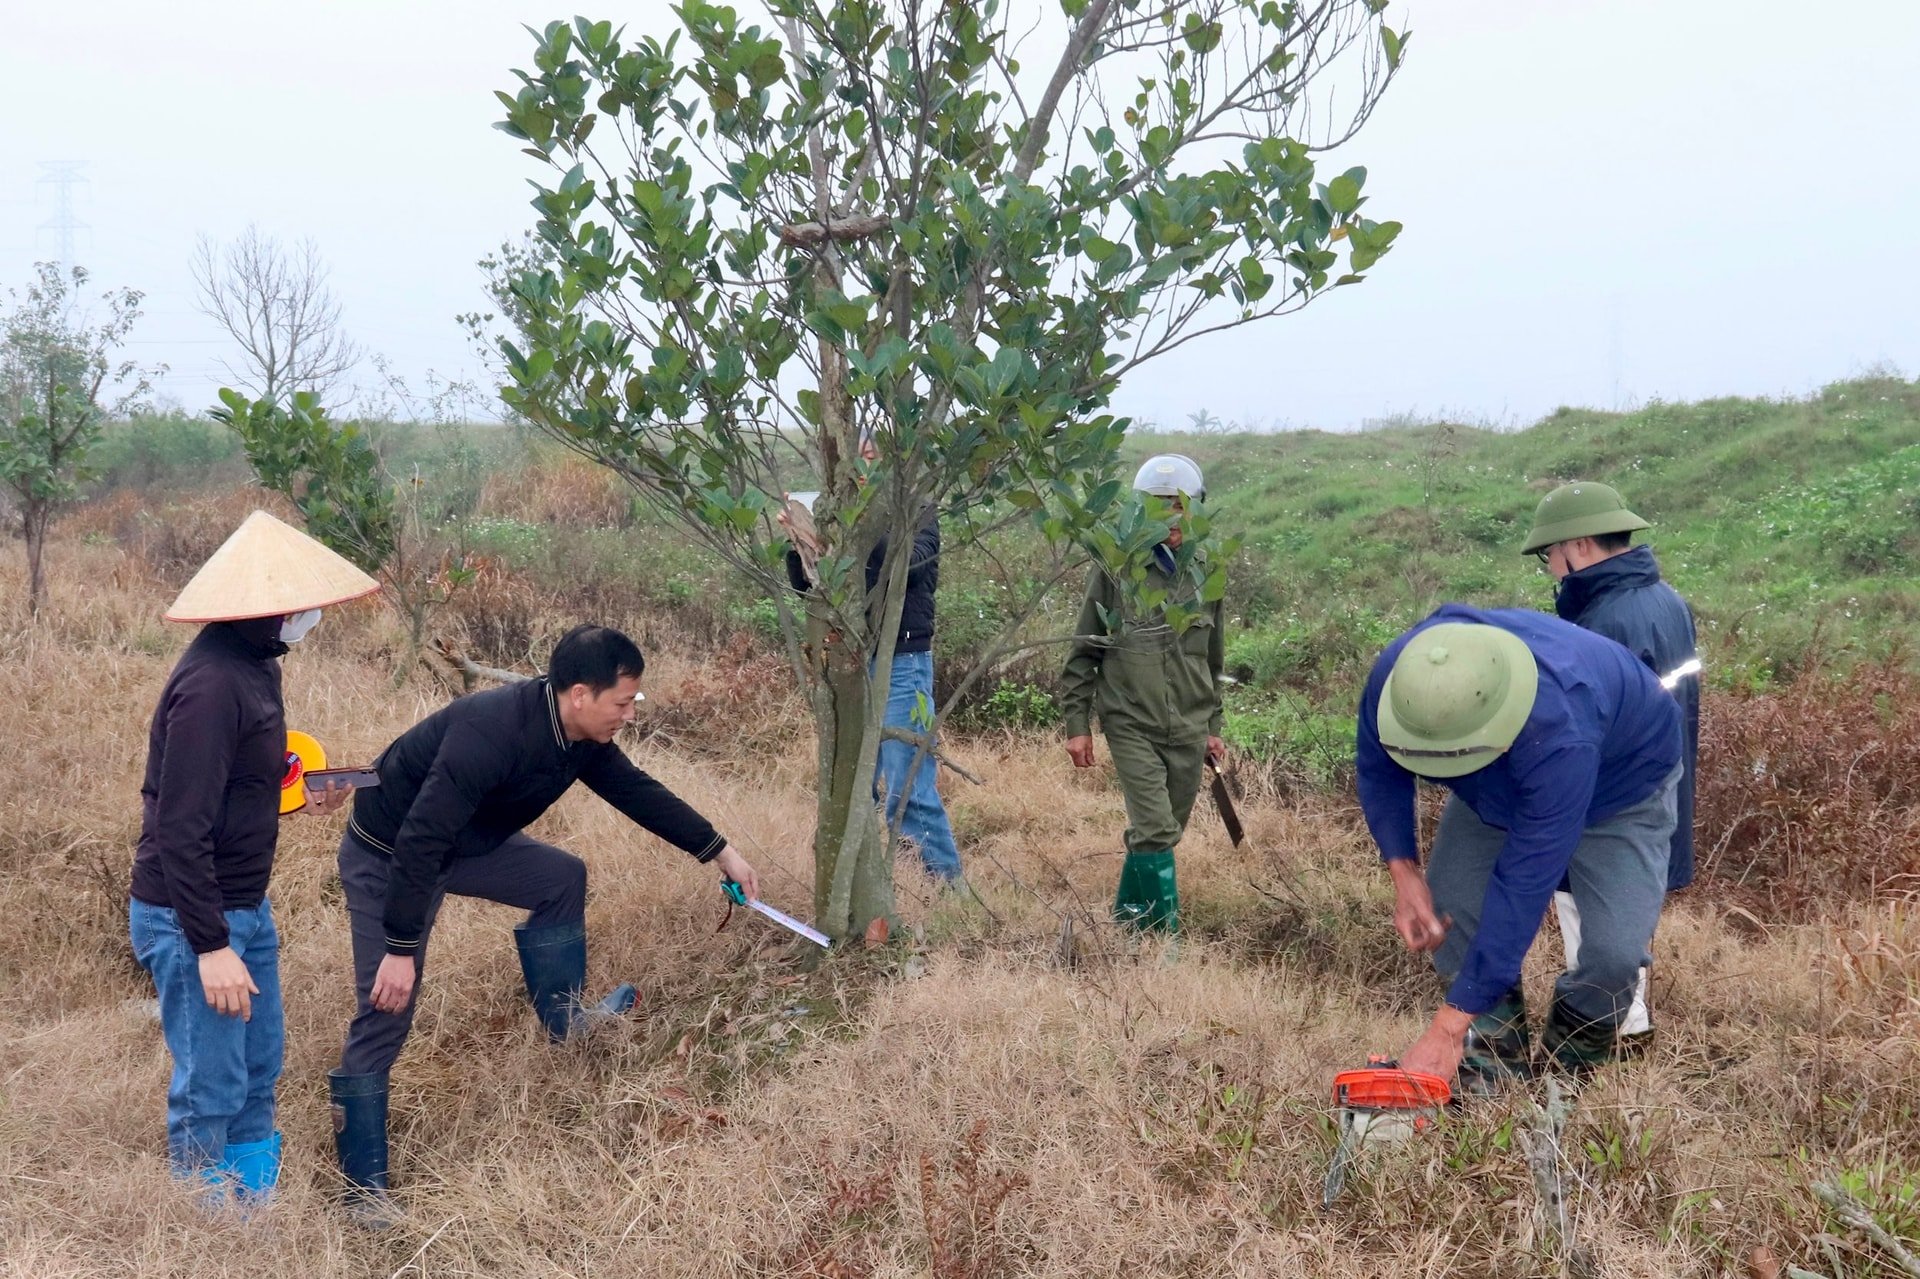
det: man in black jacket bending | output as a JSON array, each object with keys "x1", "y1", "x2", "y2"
[{"x1": 327, "y1": 624, "x2": 759, "y2": 1215}]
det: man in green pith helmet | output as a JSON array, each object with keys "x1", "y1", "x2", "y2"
[
  {"x1": 1522, "y1": 480, "x2": 1699, "y2": 1052},
  {"x1": 1060, "y1": 454, "x2": 1226, "y2": 933},
  {"x1": 1355, "y1": 606, "x2": 1682, "y2": 1090}
]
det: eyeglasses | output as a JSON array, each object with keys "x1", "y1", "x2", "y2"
[{"x1": 1532, "y1": 547, "x2": 1553, "y2": 568}]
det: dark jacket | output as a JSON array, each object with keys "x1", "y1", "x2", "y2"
[
  {"x1": 1554, "y1": 545, "x2": 1699, "y2": 890},
  {"x1": 132, "y1": 619, "x2": 288, "y2": 954},
  {"x1": 1357, "y1": 605, "x2": 1682, "y2": 1015},
  {"x1": 785, "y1": 516, "x2": 940, "y2": 654},
  {"x1": 348, "y1": 677, "x2": 727, "y2": 955}
]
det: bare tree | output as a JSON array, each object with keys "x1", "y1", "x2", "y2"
[{"x1": 192, "y1": 226, "x2": 361, "y2": 407}]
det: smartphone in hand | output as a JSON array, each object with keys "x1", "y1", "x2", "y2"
[{"x1": 306, "y1": 766, "x2": 381, "y2": 789}]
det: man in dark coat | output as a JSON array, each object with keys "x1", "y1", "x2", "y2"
[
  {"x1": 1523, "y1": 480, "x2": 1700, "y2": 1047},
  {"x1": 779, "y1": 432, "x2": 964, "y2": 883},
  {"x1": 327, "y1": 623, "x2": 760, "y2": 1219},
  {"x1": 783, "y1": 508, "x2": 960, "y2": 880}
]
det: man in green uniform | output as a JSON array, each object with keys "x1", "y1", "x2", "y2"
[{"x1": 1061, "y1": 454, "x2": 1225, "y2": 932}]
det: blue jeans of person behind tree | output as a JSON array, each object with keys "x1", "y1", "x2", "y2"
[
  {"x1": 876, "y1": 649, "x2": 963, "y2": 881},
  {"x1": 129, "y1": 897, "x2": 284, "y2": 1174}
]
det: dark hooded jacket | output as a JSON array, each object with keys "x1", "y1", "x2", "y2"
[
  {"x1": 132, "y1": 618, "x2": 289, "y2": 954},
  {"x1": 785, "y1": 515, "x2": 940, "y2": 654},
  {"x1": 1554, "y1": 544, "x2": 1699, "y2": 889}
]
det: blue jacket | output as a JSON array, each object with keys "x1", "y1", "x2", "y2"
[
  {"x1": 1356, "y1": 605, "x2": 1682, "y2": 1014},
  {"x1": 1554, "y1": 545, "x2": 1699, "y2": 889}
]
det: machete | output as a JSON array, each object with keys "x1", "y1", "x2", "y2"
[{"x1": 1208, "y1": 759, "x2": 1245, "y2": 847}]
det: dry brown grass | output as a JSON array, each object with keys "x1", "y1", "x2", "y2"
[
  {"x1": 2, "y1": 532, "x2": 1918, "y2": 1278},
  {"x1": 1696, "y1": 657, "x2": 1920, "y2": 914}
]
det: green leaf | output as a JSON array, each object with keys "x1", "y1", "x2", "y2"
[
  {"x1": 1381, "y1": 25, "x2": 1405, "y2": 70},
  {"x1": 1326, "y1": 173, "x2": 1362, "y2": 216},
  {"x1": 746, "y1": 51, "x2": 785, "y2": 91}
]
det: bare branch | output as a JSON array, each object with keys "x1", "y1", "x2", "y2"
[
  {"x1": 778, "y1": 214, "x2": 892, "y2": 248},
  {"x1": 192, "y1": 225, "x2": 361, "y2": 407}
]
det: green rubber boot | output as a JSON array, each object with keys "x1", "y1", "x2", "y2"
[
  {"x1": 1114, "y1": 850, "x2": 1179, "y2": 933},
  {"x1": 1542, "y1": 998, "x2": 1616, "y2": 1078},
  {"x1": 1457, "y1": 987, "x2": 1533, "y2": 1097}
]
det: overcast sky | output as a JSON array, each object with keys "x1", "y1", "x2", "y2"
[{"x1": 2, "y1": 1, "x2": 1914, "y2": 432}]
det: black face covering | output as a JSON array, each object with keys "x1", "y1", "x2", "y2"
[{"x1": 222, "y1": 615, "x2": 290, "y2": 660}]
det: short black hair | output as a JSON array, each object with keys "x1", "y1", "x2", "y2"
[
  {"x1": 1593, "y1": 531, "x2": 1636, "y2": 553},
  {"x1": 549, "y1": 624, "x2": 645, "y2": 692}
]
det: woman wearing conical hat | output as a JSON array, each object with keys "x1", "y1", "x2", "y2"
[{"x1": 128, "y1": 510, "x2": 377, "y2": 1200}]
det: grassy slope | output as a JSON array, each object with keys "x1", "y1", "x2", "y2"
[
  {"x1": 3, "y1": 539, "x2": 1916, "y2": 1278},
  {"x1": 1101, "y1": 376, "x2": 1920, "y2": 773},
  {"x1": 8, "y1": 379, "x2": 1920, "y2": 1274},
  {"x1": 1148, "y1": 374, "x2": 1920, "y2": 668}
]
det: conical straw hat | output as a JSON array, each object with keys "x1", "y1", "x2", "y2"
[{"x1": 165, "y1": 510, "x2": 381, "y2": 623}]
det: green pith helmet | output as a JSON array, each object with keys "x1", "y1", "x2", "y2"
[
  {"x1": 1520, "y1": 481, "x2": 1650, "y2": 555},
  {"x1": 1378, "y1": 622, "x2": 1539, "y2": 779}
]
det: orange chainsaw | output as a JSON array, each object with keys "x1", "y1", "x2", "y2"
[{"x1": 1322, "y1": 1056, "x2": 1452, "y2": 1207}]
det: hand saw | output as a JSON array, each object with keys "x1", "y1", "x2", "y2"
[
  {"x1": 722, "y1": 880, "x2": 831, "y2": 947},
  {"x1": 1322, "y1": 1057, "x2": 1451, "y2": 1207}
]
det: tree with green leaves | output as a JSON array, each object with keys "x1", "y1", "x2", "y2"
[
  {"x1": 492, "y1": 0, "x2": 1407, "y2": 941},
  {"x1": 212, "y1": 389, "x2": 482, "y2": 674},
  {"x1": 0, "y1": 263, "x2": 156, "y2": 614}
]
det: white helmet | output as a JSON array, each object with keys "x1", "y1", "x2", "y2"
[{"x1": 1132, "y1": 453, "x2": 1204, "y2": 500}]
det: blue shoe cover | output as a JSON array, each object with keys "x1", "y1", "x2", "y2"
[{"x1": 222, "y1": 1131, "x2": 283, "y2": 1199}]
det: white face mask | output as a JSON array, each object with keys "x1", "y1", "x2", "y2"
[{"x1": 279, "y1": 608, "x2": 323, "y2": 643}]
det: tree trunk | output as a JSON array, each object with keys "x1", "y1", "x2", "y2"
[
  {"x1": 811, "y1": 622, "x2": 893, "y2": 941},
  {"x1": 23, "y1": 504, "x2": 49, "y2": 616}
]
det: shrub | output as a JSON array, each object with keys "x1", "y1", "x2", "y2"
[
  {"x1": 1757, "y1": 445, "x2": 1920, "y2": 576},
  {"x1": 465, "y1": 515, "x2": 551, "y2": 565},
  {"x1": 1221, "y1": 696, "x2": 1357, "y2": 788},
  {"x1": 87, "y1": 412, "x2": 245, "y2": 491},
  {"x1": 957, "y1": 680, "x2": 1060, "y2": 732},
  {"x1": 1225, "y1": 622, "x2": 1309, "y2": 687},
  {"x1": 1695, "y1": 659, "x2": 1920, "y2": 915}
]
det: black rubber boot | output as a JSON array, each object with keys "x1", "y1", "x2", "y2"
[
  {"x1": 514, "y1": 921, "x2": 637, "y2": 1042},
  {"x1": 1542, "y1": 998, "x2": 1617, "y2": 1078},
  {"x1": 1457, "y1": 986, "x2": 1533, "y2": 1097},
  {"x1": 328, "y1": 1070, "x2": 399, "y2": 1228}
]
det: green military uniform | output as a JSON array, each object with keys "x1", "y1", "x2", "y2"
[{"x1": 1060, "y1": 548, "x2": 1225, "y2": 930}]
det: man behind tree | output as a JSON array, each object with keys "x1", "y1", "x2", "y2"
[
  {"x1": 1523, "y1": 480, "x2": 1700, "y2": 1048},
  {"x1": 327, "y1": 624, "x2": 759, "y2": 1219},
  {"x1": 779, "y1": 432, "x2": 964, "y2": 884}
]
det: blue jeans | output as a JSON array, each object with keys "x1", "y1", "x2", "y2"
[
  {"x1": 129, "y1": 898, "x2": 284, "y2": 1173},
  {"x1": 876, "y1": 650, "x2": 963, "y2": 880}
]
